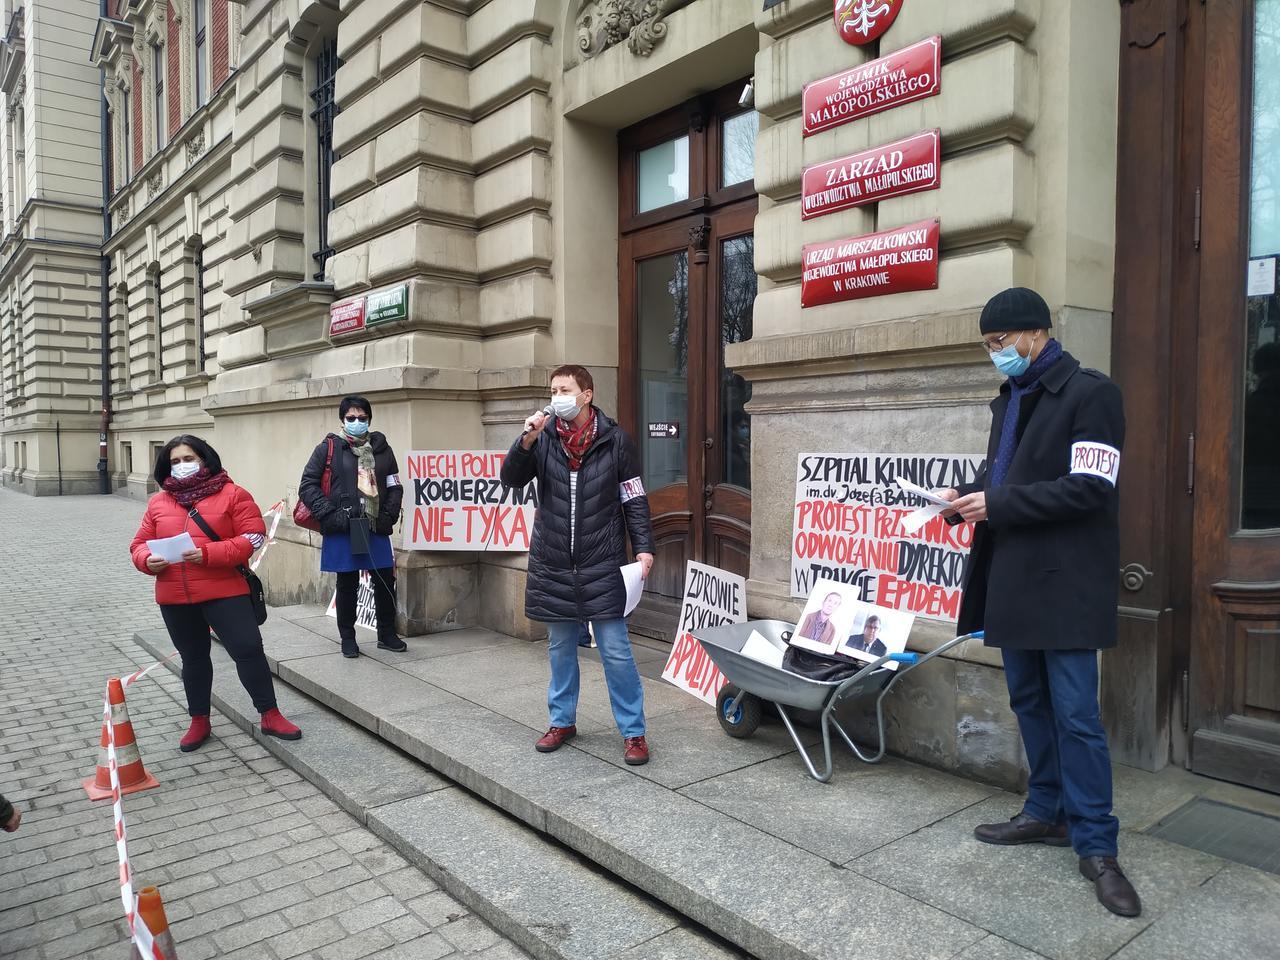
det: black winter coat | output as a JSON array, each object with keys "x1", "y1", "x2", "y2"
[
  {"x1": 298, "y1": 432, "x2": 404, "y2": 536},
  {"x1": 956, "y1": 351, "x2": 1125, "y2": 650},
  {"x1": 500, "y1": 410, "x2": 654, "y2": 622}
]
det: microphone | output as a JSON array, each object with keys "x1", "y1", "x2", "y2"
[{"x1": 521, "y1": 404, "x2": 554, "y2": 438}]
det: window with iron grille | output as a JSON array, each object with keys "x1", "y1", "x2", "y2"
[
  {"x1": 194, "y1": 243, "x2": 207, "y2": 370},
  {"x1": 150, "y1": 266, "x2": 163, "y2": 381},
  {"x1": 154, "y1": 45, "x2": 166, "y2": 151},
  {"x1": 309, "y1": 38, "x2": 339, "y2": 281},
  {"x1": 194, "y1": 0, "x2": 207, "y2": 107},
  {"x1": 121, "y1": 90, "x2": 131, "y2": 183}
]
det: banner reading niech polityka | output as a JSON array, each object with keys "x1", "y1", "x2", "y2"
[
  {"x1": 401, "y1": 451, "x2": 538, "y2": 551},
  {"x1": 661, "y1": 561, "x2": 748, "y2": 705},
  {"x1": 791, "y1": 453, "x2": 985, "y2": 623}
]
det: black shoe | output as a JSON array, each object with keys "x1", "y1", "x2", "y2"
[
  {"x1": 376, "y1": 637, "x2": 408, "y2": 652},
  {"x1": 974, "y1": 811, "x2": 1071, "y2": 847},
  {"x1": 341, "y1": 640, "x2": 360, "y2": 659},
  {"x1": 1080, "y1": 856, "x2": 1141, "y2": 917}
]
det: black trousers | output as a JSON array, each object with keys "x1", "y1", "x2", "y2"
[
  {"x1": 160, "y1": 595, "x2": 277, "y2": 716},
  {"x1": 335, "y1": 567, "x2": 398, "y2": 643}
]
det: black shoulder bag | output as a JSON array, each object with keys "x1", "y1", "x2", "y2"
[{"x1": 188, "y1": 507, "x2": 269, "y2": 625}]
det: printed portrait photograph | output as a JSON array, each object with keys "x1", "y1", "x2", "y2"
[
  {"x1": 836, "y1": 602, "x2": 915, "y2": 669},
  {"x1": 789, "y1": 578, "x2": 860, "y2": 656}
]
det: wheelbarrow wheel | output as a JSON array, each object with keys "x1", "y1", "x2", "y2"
[{"x1": 716, "y1": 684, "x2": 762, "y2": 739}]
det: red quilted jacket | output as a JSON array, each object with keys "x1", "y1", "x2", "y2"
[{"x1": 130, "y1": 482, "x2": 267, "y2": 606}]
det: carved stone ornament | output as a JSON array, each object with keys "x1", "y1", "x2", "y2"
[
  {"x1": 185, "y1": 132, "x2": 204, "y2": 163},
  {"x1": 147, "y1": 171, "x2": 163, "y2": 199},
  {"x1": 575, "y1": 0, "x2": 694, "y2": 60}
]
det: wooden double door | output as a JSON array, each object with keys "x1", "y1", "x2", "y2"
[
  {"x1": 616, "y1": 86, "x2": 758, "y2": 621},
  {"x1": 1114, "y1": 0, "x2": 1280, "y2": 792}
]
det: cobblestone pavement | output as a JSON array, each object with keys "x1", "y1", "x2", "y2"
[{"x1": 0, "y1": 488, "x2": 528, "y2": 960}]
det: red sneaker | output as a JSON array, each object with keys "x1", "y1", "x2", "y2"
[
  {"x1": 535, "y1": 725, "x2": 577, "y2": 753},
  {"x1": 260, "y1": 708, "x2": 302, "y2": 741},
  {"x1": 180, "y1": 715, "x2": 211, "y2": 752},
  {"x1": 623, "y1": 736, "x2": 650, "y2": 766}
]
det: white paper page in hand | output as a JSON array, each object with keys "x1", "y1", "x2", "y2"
[
  {"x1": 621, "y1": 562, "x2": 645, "y2": 616},
  {"x1": 146, "y1": 531, "x2": 197, "y2": 564},
  {"x1": 740, "y1": 629, "x2": 784, "y2": 669},
  {"x1": 899, "y1": 503, "x2": 947, "y2": 535},
  {"x1": 894, "y1": 477, "x2": 955, "y2": 507}
]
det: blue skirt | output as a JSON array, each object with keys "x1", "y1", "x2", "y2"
[{"x1": 320, "y1": 531, "x2": 394, "y2": 573}]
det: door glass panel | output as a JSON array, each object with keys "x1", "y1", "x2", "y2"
[
  {"x1": 722, "y1": 111, "x2": 759, "y2": 188},
  {"x1": 637, "y1": 252, "x2": 689, "y2": 491},
  {"x1": 638, "y1": 136, "x2": 690, "y2": 213},
  {"x1": 1242, "y1": 0, "x2": 1280, "y2": 529},
  {"x1": 720, "y1": 235, "x2": 755, "y2": 488}
]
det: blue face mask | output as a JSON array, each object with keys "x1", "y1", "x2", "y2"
[
  {"x1": 990, "y1": 334, "x2": 1031, "y2": 378},
  {"x1": 344, "y1": 419, "x2": 369, "y2": 438}
]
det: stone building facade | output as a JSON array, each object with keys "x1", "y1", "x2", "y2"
[{"x1": 3, "y1": 0, "x2": 1276, "y2": 793}]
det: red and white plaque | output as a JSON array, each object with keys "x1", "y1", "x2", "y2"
[
  {"x1": 835, "y1": 0, "x2": 905, "y2": 47},
  {"x1": 803, "y1": 35, "x2": 942, "y2": 138},
  {"x1": 802, "y1": 129, "x2": 940, "y2": 220},
  {"x1": 801, "y1": 218, "x2": 939, "y2": 308},
  {"x1": 329, "y1": 296, "x2": 366, "y2": 337}
]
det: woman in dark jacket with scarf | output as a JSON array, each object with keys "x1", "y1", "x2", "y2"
[
  {"x1": 130, "y1": 435, "x2": 301, "y2": 750},
  {"x1": 298, "y1": 395, "x2": 406, "y2": 658}
]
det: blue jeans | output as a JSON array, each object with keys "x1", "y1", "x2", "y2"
[
  {"x1": 1002, "y1": 648, "x2": 1119, "y2": 857},
  {"x1": 547, "y1": 619, "x2": 646, "y2": 738}
]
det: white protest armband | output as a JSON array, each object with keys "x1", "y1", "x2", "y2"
[
  {"x1": 620, "y1": 477, "x2": 646, "y2": 503},
  {"x1": 386, "y1": 474, "x2": 401, "y2": 488},
  {"x1": 1069, "y1": 442, "x2": 1121, "y2": 486}
]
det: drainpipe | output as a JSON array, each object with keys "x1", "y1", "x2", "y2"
[{"x1": 96, "y1": 0, "x2": 111, "y2": 494}]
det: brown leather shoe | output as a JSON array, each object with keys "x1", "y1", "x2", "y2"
[
  {"x1": 1080, "y1": 856, "x2": 1142, "y2": 917},
  {"x1": 535, "y1": 725, "x2": 577, "y2": 753},
  {"x1": 623, "y1": 736, "x2": 649, "y2": 766},
  {"x1": 974, "y1": 811, "x2": 1071, "y2": 846}
]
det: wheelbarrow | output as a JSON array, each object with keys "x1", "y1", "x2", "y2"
[{"x1": 691, "y1": 620, "x2": 982, "y2": 783}]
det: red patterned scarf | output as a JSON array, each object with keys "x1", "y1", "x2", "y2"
[
  {"x1": 556, "y1": 408, "x2": 598, "y2": 470},
  {"x1": 163, "y1": 468, "x2": 231, "y2": 508}
]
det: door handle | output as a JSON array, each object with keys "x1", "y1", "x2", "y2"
[{"x1": 1120, "y1": 562, "x2": 1153, "y2": 593}]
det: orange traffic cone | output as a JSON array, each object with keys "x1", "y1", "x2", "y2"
[
  {"x1": 130, "y1": 886, "x2": 178, "y2": 960},
  {"x1": 83, "y1": 678, "x2": 160, "y2": 801}
]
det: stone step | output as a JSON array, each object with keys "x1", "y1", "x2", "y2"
[{"x1": 133, "y1": 630, "x2": 746, "y2": 960}]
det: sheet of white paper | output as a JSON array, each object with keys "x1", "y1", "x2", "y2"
[
  {"x1": 146, "y1": 532, "x2": 197, "y2": 564},
  {"x1": 1247, "y1": 257, "x2": 1276, "y2": 297},
  {"x1": 741, "y1": 629, "x2": 785, "y2": 669},
  {"x1": 621, "y1": 562, "x2": 645, "y2": 617},
  {"x1": 895, "y1": 477, "x2": 955, "y2": 507},
  {"x1": 900, "y1": 502, "x2": 947, "y2": 535}
]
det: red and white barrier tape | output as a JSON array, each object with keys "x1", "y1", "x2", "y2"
[
  {"x1": 249, "y1": 500, "x2": 286, "y2": 573},
  {"x1": 105, "y1": 654, "x2": 177, "y2": 959}
]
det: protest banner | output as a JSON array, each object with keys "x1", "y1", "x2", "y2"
[
  {"x1": 327, "y1": 570, "x2": 377, "y2": 631},
  {"x1": 401, "y1": 451, "x2": 538, "y2": 551},
  {"x1": 661, "y1": 561, "x2": 748, "y2": 705},
  {"x1": 790, "y1": 453, "x2": 985, "y2": 623}
]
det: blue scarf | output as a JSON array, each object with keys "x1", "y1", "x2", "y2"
[{"x1": 989, "y1": 338, "x2": 1063, "y2": 488}]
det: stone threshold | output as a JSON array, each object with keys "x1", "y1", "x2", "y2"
[{"x1": 135, "y1": 607, "x2": 1280, "y2": 960}]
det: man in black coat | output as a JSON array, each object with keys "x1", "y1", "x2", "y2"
[
  {"x1": 941, "y1": 288, "x2": 1140, "y2": 918},
  {"x1": 500, "y1": 364, "x2": 656, "y2": 765}
]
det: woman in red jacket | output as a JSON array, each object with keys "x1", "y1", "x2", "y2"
[{"x1": 130, "y1": 435, "x2": 301, "y2": 751}]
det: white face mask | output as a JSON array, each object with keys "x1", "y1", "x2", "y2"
[
  {"x1": 171, "y1": 461, "x2": 201, "y2": 481},
  {"x1": 550, "y1": 394, "x2": 581, "y2": 421}
]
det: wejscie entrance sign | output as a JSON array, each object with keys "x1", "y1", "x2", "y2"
[
  {"x1": 661, "y1": 561, "x2": 747, "y2": 705},
  {"x1": 791, "y1": 453, "x2": 984, "y2": 623},
  {"x1": 801, "y1": 218, "x2": 939, "y2": 307},
  {"x1": 802, "y1": 129, "x2": 940, "y2": 220},
  {"x1": 329, "y1": 283, "x2": 409, "y2": 338},
  {"x1": 803, "y1": 35, "x2": 941, "y2": 137},
  {"x1": 402, "y1": 451, "x2": 537, "y2": 551}
]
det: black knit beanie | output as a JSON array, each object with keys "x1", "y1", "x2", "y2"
[{"x1": 980, "y1": 287, "x2": 1052, "y2": 334}]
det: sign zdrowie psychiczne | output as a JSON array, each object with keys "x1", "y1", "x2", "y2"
[
  {"x1": 802, "y1": 129, "x2": 940, "y2": 220},
  {"x1": 801, "y1": 218, "x2": 939, "y2": 307},
  {"x1": 803, "y1": 35, "x2": 941, "y2": 138}
]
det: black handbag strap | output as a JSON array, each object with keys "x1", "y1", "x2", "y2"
[{"x1": 188, "y1": 506, "x2": 253, "y2": 577}]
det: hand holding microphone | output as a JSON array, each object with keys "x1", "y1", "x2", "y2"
[{"x1": 520, "y1": 404, "x2": 554, "y2": 450}]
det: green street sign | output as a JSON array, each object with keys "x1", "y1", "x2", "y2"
[{"x1": 365, "y1": 284, "x2": 409, "y2": 325}]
